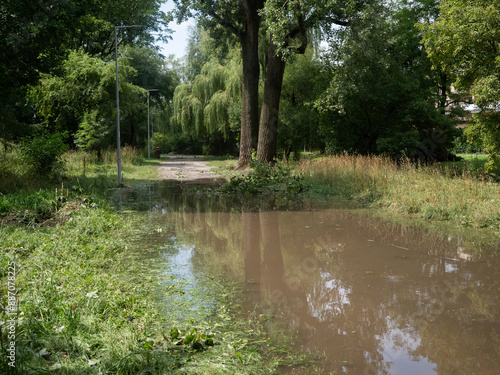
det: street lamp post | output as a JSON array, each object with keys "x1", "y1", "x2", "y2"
[
  {"x1": 147, "y1": 89, "x2": 159, "y2": 159},
  {"x1": 115, "y1": 24, "x2": 142, "y2": 185}
]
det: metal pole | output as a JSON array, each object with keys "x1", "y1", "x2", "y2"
[
  {"x1": 146, "y1": 89, "x2": 159, "y2": 160},
  {"x1": 115, "y1": 26, "x2": 122, "y2": 185},
  {"x1": 115, "y1": 24, "x2": 142, "y2": 185},
  {"x1": 147, "y1": 91, "x2": 150, "y2": 159}
]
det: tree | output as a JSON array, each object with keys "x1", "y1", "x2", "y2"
[
  {"x1": 0, "y1": 0, "x2": 167, "y2": 148},
  {"x1": 420, "y1": 0, "x2": 500, "y2": 171},
  {"x1": 277, "y1": 49, "x2": 330, "y2": 158},
  {"x1": 171, "y1": 55, "x2": 241, "y2": 155},
  {"x1": 172, "y1": 0, "x2": 264, "y2": 167},
  {"x1": 121, "y1": 46, "x2": 181, "y2": 147},
  {"x1": 28, "y1": 50, "x2": 146, "y2": 152},
  {"x1": 256, "y1": 0, "x2": 353, "y2": 162},
  {"x1": 315, "y1": 0, "x2": 455, "y2": 160}
]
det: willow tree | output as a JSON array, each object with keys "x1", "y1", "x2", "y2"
[
  {"x1": 172, "y1": 0, "x2": 264, "y2": 167},
  {"x1": 172, "y1": 59, "x2": 241, "y2": 150},
  {"x1": 28, "y1": 50, "x2": 146, "y2": 151},
  {"x1": 1, "y1": 0, "x2": 167, "y2": 148}
]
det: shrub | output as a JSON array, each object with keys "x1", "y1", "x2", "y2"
[
  {"x1": 221, "y1": 159, "x2": 307, "y2": 209},
  {"x1": 153, "y1": 132, "x2": 203, "y2": 155},
  {"x1": 21, "y1": 132, "x2": 68, "y2": 175}
]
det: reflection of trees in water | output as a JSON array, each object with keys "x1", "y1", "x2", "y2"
[{"x1": 153, "y1": 189, "x2": 500, "y2": 375}]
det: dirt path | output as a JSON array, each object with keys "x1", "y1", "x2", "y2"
[{"x1": 157, "y1": 155, "x2": 224, "y2": 182}]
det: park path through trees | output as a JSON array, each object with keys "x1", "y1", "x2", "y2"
[{"x1": 157, "y1": 155, "x2": 223, "y2": 181}]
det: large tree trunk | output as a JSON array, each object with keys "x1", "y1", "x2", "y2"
[
  {"x1": 257, "y1": 41, "x2": 287, "y2": 163},
  {"x1": 237, "y1": 0, "x2": 262, "y2": 168}
]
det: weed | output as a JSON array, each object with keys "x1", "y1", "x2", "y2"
[
  {"x1": 221, "y1": 159, "x2": 307, "y2": 209},
  {"x1": 20, "y1": 132, "x2": 68, "y2": 176}
]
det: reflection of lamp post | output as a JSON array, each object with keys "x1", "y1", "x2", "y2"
[
  {"x1": 147, "y1": 89, "x2": 159, "y2": 159},
  {"x1": 115, "y1": 24, "x2": 142, "y2": 185}
]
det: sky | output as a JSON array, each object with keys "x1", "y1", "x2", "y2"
[{"x1": 156, "y1": 1, "x2": 194, "y2": 59}]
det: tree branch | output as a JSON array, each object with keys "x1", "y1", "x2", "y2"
[{"x1": 199, "y1": 0, "x2": 241, "y2": 37}]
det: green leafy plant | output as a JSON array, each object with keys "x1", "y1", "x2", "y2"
[
  {"x1": 221, "y1": 159, "x2": 307, "y2": 207},
  {"x1": 21, "y1": 132, "x2": 68, "y2": 175},
  {"x1": 168, "y1": 327, "x2": 215, "y2": 351}
]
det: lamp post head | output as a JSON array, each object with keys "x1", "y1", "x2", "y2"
[{"x1": 115, "y1": 25, "x2": 143, "y2": 29}]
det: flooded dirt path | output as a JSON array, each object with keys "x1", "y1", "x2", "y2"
[
  {"x1": 157, "y1": 155, "x2": 224, "y2": 181},
  {"x1": 119, "y1": 181, "x2": 500, "y2": 375}
]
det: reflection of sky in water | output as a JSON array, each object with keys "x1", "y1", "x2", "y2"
[
  {"x1": 445, "y1": 262, "x2": 458, "y2": 273},
  {"x1": 165, "y1": 243, "x2": 197, "y2": 283},
  {"x1": 377, "y1": 321, "x2": 436, "y2": 375},
  {"x1": 162, "y1": 242, "x2": 214, "y2": 317},
  {"x1": 308, "y1": 272, "x2": 351, "y2": 320}
]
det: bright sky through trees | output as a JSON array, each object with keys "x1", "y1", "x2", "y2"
[{"x1": 157, "y1": 1, "x2": 193, "y2": 58}]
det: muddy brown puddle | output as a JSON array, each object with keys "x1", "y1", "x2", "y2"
[{"x1": 116, "y1": 181, "x2": 500, "y2": 374}]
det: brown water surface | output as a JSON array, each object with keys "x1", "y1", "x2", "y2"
[{"x1": 120, "y1": 181, "x2": 500, "y2": 374}]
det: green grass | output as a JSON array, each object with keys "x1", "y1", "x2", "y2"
[
  {"x1": 0, "y1": 147, "x2": 305, "y2": 374},
  {"x1": 297, "y1": 153, "x2": 500, "y2": 232},
  {"x1": 64, "y1": 147, "x2": 161, "y2": 185},
  {"x1": 0, "y1": 206, "x2": 297, "y2": 374},
  {"x1": 205, "y1": 156, "x2": 240, "y2": 180},
  {"x1": 438, "y1": 153, "x2": 489, "y2": 176}
]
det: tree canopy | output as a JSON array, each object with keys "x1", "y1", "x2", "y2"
[
  {"x1": 314, "y1": 0, "x2": 455, "y2": 160},
  {"x1": 420, "y1": 0, "x2": 500, "y2": 171},
  {"x1": 0, "y1": 0, "x2": 169, "y2": 148},
  {"x1": 1, "y1": 0, "x2": 497, "y2": 174}
]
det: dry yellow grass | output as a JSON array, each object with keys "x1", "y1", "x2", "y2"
[{"x1": 298, "y1": 154, "x2": 500, "y2": 230}]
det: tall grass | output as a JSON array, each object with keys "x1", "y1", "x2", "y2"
[
  {"x1": 0, "y1": 146, "x2": 49, "y2": 193},
  {"x1": 298, "y1": 153, "x2": 500, "y2": 231},
  {"x1": 1, "y1": 145, "x2": 160, "y2": 227},
  {"x1": 65, "y1": 146, "x2": 151, "y2": 176}
]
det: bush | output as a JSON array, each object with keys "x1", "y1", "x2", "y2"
[
  {"x1": 452, "y1": 128, "x2": 483, "y2": 154},
  {"x1": 21, "y1": 132, "x2": 68, "y2": 175},
  {"x1": 153, "y1": 132, "x2": 203, "y2": 155},
  {"x1": 221, "y1": 159, "x2": 307, "y2": 208}
]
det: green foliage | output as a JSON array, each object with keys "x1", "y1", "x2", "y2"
[
  {"x1": 261, "y1": 0, "x2": 354, "y2": 59},
  {"x1": 452, "y1": 128, "x2": 484, "y2": 154},
  {"x1": 168, "y1": 327, "x2": 215, "y2": 351},
  {"x1": 173, "y1": 58, "x2": 241, "y2": 137},
  {"x1": 21, "y1": 132, "x2": 68, "y2": 175},
  {"x1": 420, "y1": 0, "x2": 500, "y2": 171},
  {"x1": 29, "y1": 50, "x2": 148, "y2": 149},
  {"x1": 75, "y1": 110, "x2": 109, "y2": 152},
  {"x1": 0, "y1": 0, "x2": 167, "y2": 149},
  {"x1": 376, "y1": 131, "x2": 421, "y2": 158},
  {"x1": 171, "y1": 52, "x2": 241, "y2": 155},
  {"x1": 278, "y1": 49, "x2": 330, "y2": 156},
  {"x1": 153, "y1": 132, "x2": 203, "y2": 155},
  {"x1": 316, "y1": 0, "x2": 455, "y2": 160},
  {"x1": 29, "y1": 51, "x2": 112, "y2": 135},
  {"x1": 222, "y1": 158, "x2": 307, "y2": 207},
  {"x1": 0, "y1": 189, "x2": 56, "y2": 225}
]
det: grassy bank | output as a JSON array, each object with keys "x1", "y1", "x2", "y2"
[
  {"x1": 0, "y1": 148, "x2": 301, "y2": 374},
  {"x1": 298, "y1": 153, "x2": 500, "y2": 232}
]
